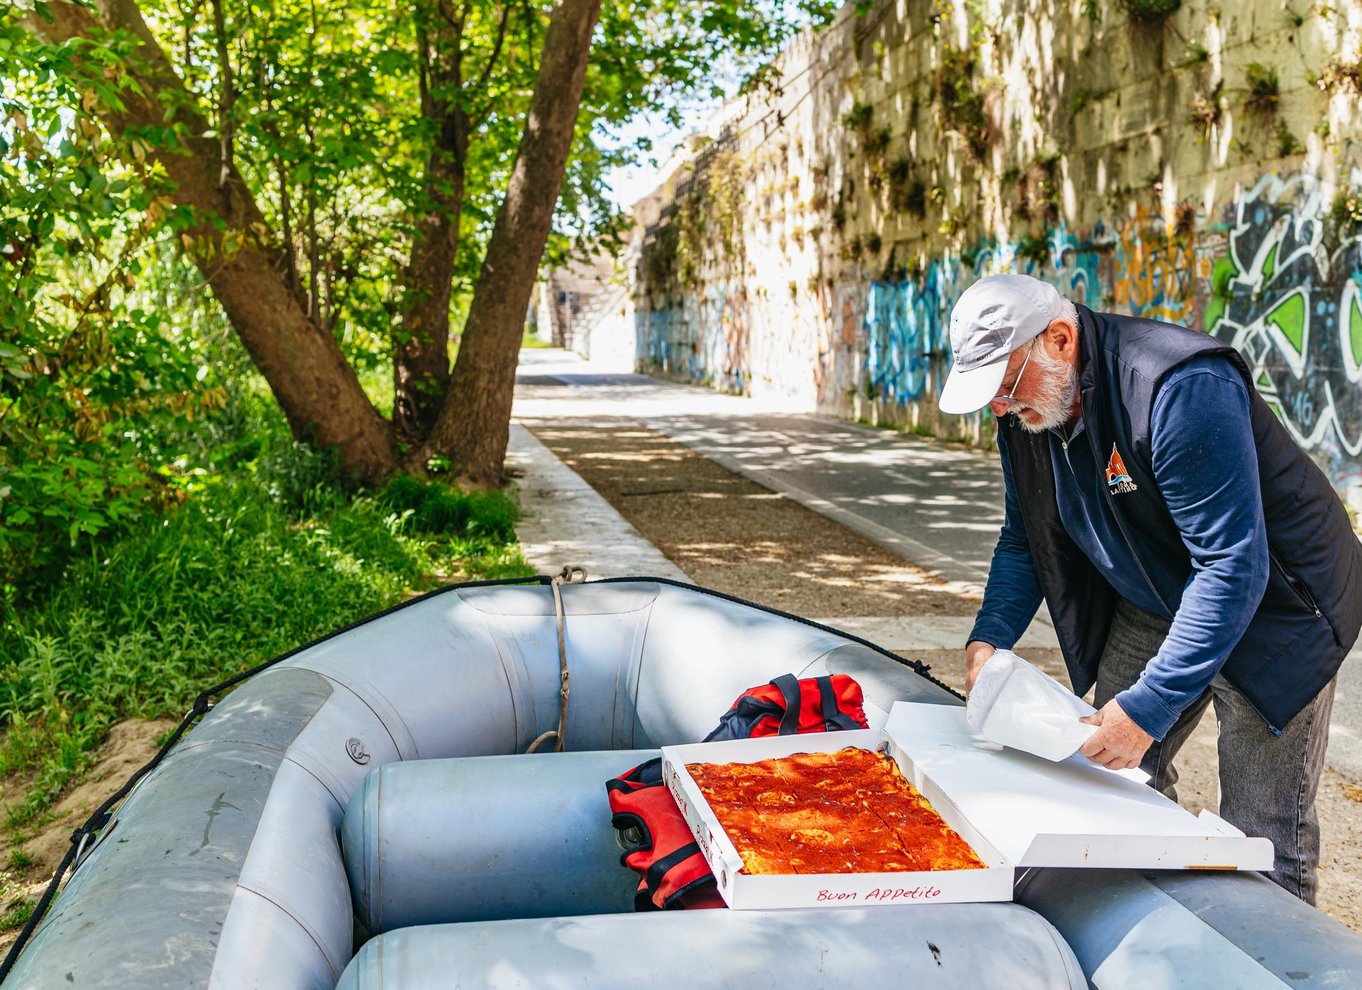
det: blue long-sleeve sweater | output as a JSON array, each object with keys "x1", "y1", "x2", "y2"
[{"x1": 968, "y1": 356, "x2": 1270, "y2": 740}]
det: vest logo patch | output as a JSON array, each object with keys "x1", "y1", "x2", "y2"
[{"x1": 1106, "y1": 445, "x2": 1139, "y2": 495}]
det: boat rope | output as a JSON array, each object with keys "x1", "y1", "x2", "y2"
[{"x1": 526, "y1": 565, "x2": 587, "y2": 753}]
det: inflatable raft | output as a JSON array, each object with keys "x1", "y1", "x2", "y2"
[{"x1": 6, "y1": 577, "x2": 1362, "y2": 988}]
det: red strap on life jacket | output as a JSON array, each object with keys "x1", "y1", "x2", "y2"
[{"x1": 605, "y1": 673, "x2": 868, "y2": 912}]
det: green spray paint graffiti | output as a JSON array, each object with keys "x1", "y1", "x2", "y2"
[{"x1": 1208, "y1": 171, "x2": 1362, "y2": 460}]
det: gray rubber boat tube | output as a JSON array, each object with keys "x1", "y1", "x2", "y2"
[
  {"x1": 339, "y1": 751, "x2": 1088, "y2": 985},
  {"x1": 334, "y1": 904, "x2": 1088, "y2": 989},
  {"x1": 341, "y1": 751, "x2": 655, "y2": 932},
  {"x1": 1017, "y1": 867, "x2": 1362, "y2": 989}
]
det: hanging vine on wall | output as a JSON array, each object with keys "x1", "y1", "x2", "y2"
[
  {"x1": 646, "y1": 146, "x2": 750, "y2": 297},
  {"x1": 933, "y1": 42, "x2": 992, "y2": 162},
  {"x1": 1243, "y1": 63, "x2": 1281, "y2": 117},
  {"x1": 672, "y1": 188, "x2": 704, "y2": 287},
  {"x1": 708, "y1": 149, "x2": 749, "y2": 263},
  {"x1": 643, "y1": 222, "x2": 680, "y2": 306}
]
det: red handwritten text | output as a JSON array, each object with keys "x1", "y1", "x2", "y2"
[{"x1": 865, "y1": 886, "x2": 942, "y2": 901}]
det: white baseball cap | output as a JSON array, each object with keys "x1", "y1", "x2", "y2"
[{"x1": 939, "y1": 274, "x2": 1065, "y2": 414}]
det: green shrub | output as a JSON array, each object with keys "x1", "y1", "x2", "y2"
[
  {"x1": 0, "y1": 476, "x2": 531, "y2": 827},
  {"x1": 378, "y1": 474, "x2": 519, "y2": 540}
]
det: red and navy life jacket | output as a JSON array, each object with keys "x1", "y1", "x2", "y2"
[
  {"x1": 703, "y1": 673, "x2": 869, "y2": 741},
  {"x1": 606, "y1": 758, "x2": 725, "y2": 910},
  {"x1": 605, "y1": 674, "x2": 868, "y2": 910}
]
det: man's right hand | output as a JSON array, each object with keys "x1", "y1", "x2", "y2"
[{"x1": 965, "y1": 640, "x2": 996, "y2": 697}]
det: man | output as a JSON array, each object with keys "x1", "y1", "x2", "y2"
[{"x1": 939, "y1": 273, "x2": 1362, "y2": 903}]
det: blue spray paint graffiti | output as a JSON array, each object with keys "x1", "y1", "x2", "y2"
[
  {"x1": 636, "y1": 281, "x2": 751, "y2": 392},
  {"x1": 861, "y1": 228, "x2": 1102, "y2": 406},
  {"x1": 700, "y1": 281, "x2": 750, "y2": 393},
  {"x1": 863, "y1": 279, "x2": 945, "y2": 403}
]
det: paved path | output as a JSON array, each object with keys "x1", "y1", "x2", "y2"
[
  {"x1": 511, "y1": 348, "x2": 1362, "y2": 783},
  {"x1": 507, "y1": 424, "x2": 690, "y2": 584}
]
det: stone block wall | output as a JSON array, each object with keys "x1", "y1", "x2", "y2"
[{"x1": 630, "y1": 0, "x2": 1362, "y2": 510}]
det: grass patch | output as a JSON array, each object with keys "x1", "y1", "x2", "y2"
[
  {"x1": 378, "y1": 474, "x2": 518, "y2": 539},
  {"x1": 0, "y1": 473, "x2": 532, "y2": 829},
  {"x1": 0, "y1": 897, "x2": 34, "y2": 930}
]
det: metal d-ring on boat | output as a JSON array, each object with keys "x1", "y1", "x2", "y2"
[{"x1": 5, "y1": 578, "x2": 1362, "y2": 988}]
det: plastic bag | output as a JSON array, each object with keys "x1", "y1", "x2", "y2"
[{"x1": 965, "y1": 649, "x2": 1098, "y2": 762}]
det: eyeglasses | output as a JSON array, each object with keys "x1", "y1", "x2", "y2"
[{"x1": 996, "y1": 339, "x2": 1037, "y2": 406}]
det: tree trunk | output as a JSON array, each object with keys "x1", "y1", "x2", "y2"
[
  {"x1": 428, "y1": 0, "x2": 602, "y2": 486},
  {"x1": 394, "y1": 5, "x2": 468, "y2": 445},
  {"x1": 393, "y1": 147, "x2": 463, "y2": 445},
  {"x1": 30, "y1": 0, "x2": 396, "y2": 485}
]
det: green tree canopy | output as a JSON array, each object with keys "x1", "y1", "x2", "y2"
[{"x1": 3, "y1": 0, "x2": 833, "y2": 587}]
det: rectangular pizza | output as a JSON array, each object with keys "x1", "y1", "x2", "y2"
[{"x1": 685, "y1": 746, "x2": 985, "y2": 875}]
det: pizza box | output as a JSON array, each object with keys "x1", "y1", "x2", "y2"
[
  {"x1": 661, "y1": 728, "x2": 1013, "y2": 909},
  {"x1": 660, "y1": 702, "x2": 1273, "y2": 911}
]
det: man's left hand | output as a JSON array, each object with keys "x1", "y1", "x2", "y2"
[{"x1": 1078, "y1": 699, "x2": 1153, "y2": 771}]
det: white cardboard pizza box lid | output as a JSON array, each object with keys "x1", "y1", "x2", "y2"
[{"x1": 884, "y1": 702, "x2": 1274, "y2": 871}]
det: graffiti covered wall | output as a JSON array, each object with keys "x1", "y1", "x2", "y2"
[
  {"x1": 631, "y1": 0, "x2": 1362, "y2": 508},
  {"x1": 1209, "y1": 170, "x2": 1362, "y2": 500}
]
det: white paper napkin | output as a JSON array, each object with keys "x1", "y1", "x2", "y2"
[{"x1": 966, "y1": 649, "x2": 1098, "y2": 762}]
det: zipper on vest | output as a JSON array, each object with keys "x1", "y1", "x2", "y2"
[
  {"x1": 1226, "y1": 680, "x2": 1284, "y2": 736},
  {"x1": 1268, "y1": 546, "x2": 1324, "y2": 618}
]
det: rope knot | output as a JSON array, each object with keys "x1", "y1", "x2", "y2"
[{"x1": 555, "y1": 564, "x2": 587, "y2": 584}]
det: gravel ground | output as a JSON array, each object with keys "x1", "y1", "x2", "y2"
[
  {"x1": 526, "y1": 416, "x2": 1362, "y2": 934},
  {"x1": 528, "y1": 420, "x2": 977, "y2": 617}
]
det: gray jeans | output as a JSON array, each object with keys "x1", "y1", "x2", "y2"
[{"x1": 1093, "y1": 598, "x2": 1336, "y2": 904}]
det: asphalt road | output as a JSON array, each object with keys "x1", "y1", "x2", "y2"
[{"x1": 512, "y1": 349, "x2": 1362, "y2": 784}]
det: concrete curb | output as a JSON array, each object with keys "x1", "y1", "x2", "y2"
[{"x1": 506, "y1": 424, "x2": 691, "y2": 583}]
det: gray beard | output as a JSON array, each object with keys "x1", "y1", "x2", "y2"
[{"x1": 1011, "y1": 361, "x2": 1078, "y2": 434}]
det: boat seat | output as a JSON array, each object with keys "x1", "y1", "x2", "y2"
[
  {"x1": 341, "y1": 750, "x2": 653, "y2": 934},
  {"x1": 334, "y1": 902, "x2": 1087, "y2": 989}
]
